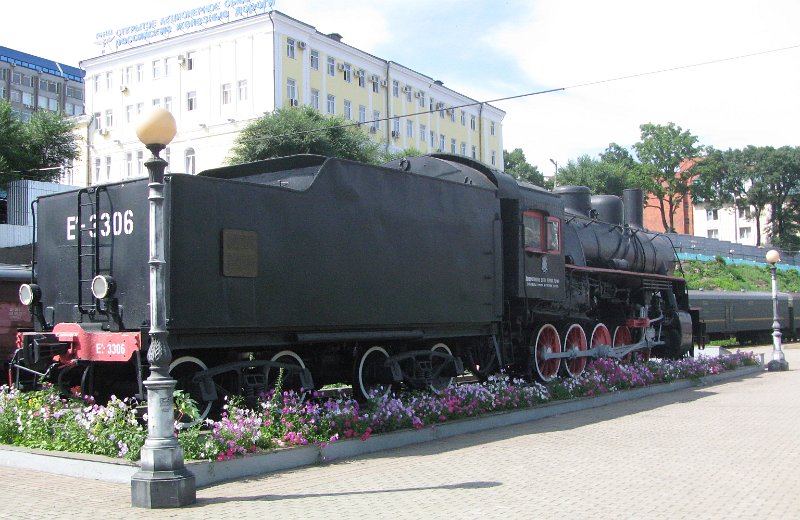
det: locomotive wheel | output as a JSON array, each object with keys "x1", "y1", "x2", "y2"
[
  {"x1": 532, "y1": 324, "x2": 561, "y2": 382},
  {"x1": 267, "y1": 350, "x2": 307, "y2": 391},
  {"x1": 354, "y1": 346, "x2": 393, "y2": 401},
  {"x1": 562, "y1": 324, "x2": 587, "y2": 378},
  {"x1": 613, "y1": 326, "x2": 633, "y2": 363},
  {"x1": 429, "y1": 343, "x2": 454, "y2": 393},
  {"x1": 591, "y1": 323, "x2": 612, "y2": 352},
  {"x1": 169, "y1": 356, "x2": 213, "y2": 429},
  {"x1": 467, "y1": 338, "x2": 498, "y2": 382}
]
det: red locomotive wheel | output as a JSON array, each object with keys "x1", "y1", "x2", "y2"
[
  {"x1": 533, "y1": 324, "x2": 561, "y2": 382},
  {"x1": 591, "y1": 323, "x2": 612, "y2": 351},
  {"x1": 562, "y1": 324, "x2": 587, "y2": 378},
  {"x1": 613, "y1": 326, "x2": 633, "y2": 363}
]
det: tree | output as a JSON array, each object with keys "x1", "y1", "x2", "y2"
[
  {"x1": 556, "y1": 144, "x2": 639, "y2": 196},
  {"x1": 382, "y1": 147, "x2": 424, "y2": 163},
  {"x1": 227, "y1": 106, "x2": 381, "y2": 165},
  {"x1": 633, "y1": 123, "x2": 703, "y2": 233},
  {"x1": 0, "y1": 100, "x2": 80, "y2": 185},
  {"x1": 503, "y1": 148, "x2": 544, "y2": 186}
]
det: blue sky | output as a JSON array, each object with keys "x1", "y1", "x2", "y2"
[{"x1": 6, "y1": 0, "x2": 800, "y2": 176}]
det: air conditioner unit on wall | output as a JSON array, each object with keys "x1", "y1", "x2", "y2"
[
  {"x1": 369, "y1": 126, "x2": 377, "y2": 134},
  {"x1": 298, "y1": 41, "x2": 306, "y2": 49},
  {"x1": 391, "y1": 130, "x2": 399, "y2": 138},
  {"x1": 98, "y1": 128, "x2": 109, "y2": 136},
  {"x1": 380, "y1": 79, "x2": 388, "y2": 87},
  {"x1": 370, "y1": 74, "x2": 379, "y2": 82},
  {"x1": 337, "y1": 63, "x2": 346, "y2": 71},
  {"x1": 290, "y1": 99, "x2": 299, "y2": 107},
  {"x1": 119, "y1": 85, "x2": 128, "y2": 94},
  {"x1": 414, "y1": 91, "x2": 422, "y2": 98},
  {"x1": 178, "y1": 54, "x2": 186, "y2": 64},
  {"x1": 355, "y1": 69, "x2": 365, "y2": 77},
  {"x1": 403, "y1": 86, "x2": 412, "y2": 93}
]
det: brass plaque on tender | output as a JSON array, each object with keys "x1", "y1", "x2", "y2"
[{"x1": 222, "y1": 229, "x2": 258, "y2": 278}]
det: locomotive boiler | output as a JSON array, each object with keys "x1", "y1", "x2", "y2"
[{"x1": 9, "y1": 153, "x2": 697, "y2": 420}]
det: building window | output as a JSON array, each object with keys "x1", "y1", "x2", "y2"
[
  {"x1": 470, "y1": 116, "x2": 476, "y2": 130},
  {"x1": 406, "y1": 88, "x2": 412, "y2": 102},
  {"x1": 10, "y1": 89, "x2": 21, "y2": 103},
  {"x1": 418, "y1": 91, "x2": 425, "y2": 108},
  {"x1": 739, "y1": 227, "x2": 751, "y2": 240},
  {"x1": 420, "y1": 124, "x2": 426, "y2": 142},
  {"x1": 439, "y1": 134, "x2": 445, "y2": 152},
  {"x1": 136, "y1": 102, "x2": 144, "y2": 115},
  {"x1": 222, "y1": 83, "x2": 233, "y2": 105},
  {"x1": 358, "y1": 105, "x2": 366, "y2": 125},
  {"x1": 105, "y1": 156, "x2": 112, "y2": 180},
  {"x1": 450, "y1": 109, "x2": 455, "y2": 123},
  {"x1": 286, "y1": 78, "x2": 297, "y2": 103},
  {"x1": 164, "y1": 96, "x2": 172, "y2": 112},
  {"x1": 136, "y1": 64, "x2": 144, "y2": 82},
  {"x1": 152, "y1": 60, "x2": 161, "y2": 79},
  {"x1": 707, "y1": 209, "x2": 718, "y2": 221},
  {"x1": 373, "y1": 110, "x2": 380, "y2": 130},
  {"x1": 310, "y1": 89, "x2": 320, "y2": 110},
  {"x1": 372, "y1": 78, "x2": 379, "y2": 93},
  {"x1": 186, "y1": 52, "x2": 195, "y2": 71},
  {"x1": 105, "y1": 72, "x2": 113, "y2": 90},
  {"x1": 125, "y1": 152, "x2": 133, "y2": 178},
  {"x1": 37, "y1": 95, "x2": 47, "y2": 109},
  {"x1": 124, "y1": 67, "x2": 132, "y2": 85},
  {"x1": 152, "y1": 98, "x2": 161, "y2": 108},
  {"x1": 66, "y1": 86, "x2": 83, "y2": 100},
  {"x1": 490, "y1": 121, "x2": 496, "y2": 136},
  {"x1": 461, "y1": 110, "x2": 466, "y2": 126},
  {"x1": 164, "y1": 57, "x2": 172, "y2": 77},
  {"x1": 451, "y1": 138, "x2": 457, "y2": 154},
  {"x1": 187, "y1": 91, "x2": 197, "y2": 111},
  {"x1": 105, "y1": 109, "x2": 113, "y2": 128},
  {"x1": 125, "y1": 105, "x2": 133, "y2": 123},
  {"x1": 460, "y1": 142, "x2": 466, "y2": 155},
  {"x1": 358, "y1": 74, "x2": 365, "y2": 88},
  {"x1": 392, "y1": 80, "x2": 399, "y2": 97},
  {"x1": 327, "y1": 56, "x2": 335, "y2": 76},
  {"x1": 344, "y1": 100, "x2": 352, "y2": 120},
  {"x1": 137, "y1": 151, "x2": 144, "y2": 176},
  {"x1": 392, "y1": 117, "x2": 400, "y2": 136},
  {"x1": 471, "y1": 145, "x2": 476, "y2": 159},
  {"x1": 708, "y1": 229, "x2": 719, "y2": 239},
  {"x1": 327, "y1": 94, "x2": 335, "y2": 115},
  {"x1": 310, "y1": 50, "x2": 319, "y2": 70},
  {"x1": 185, "y1": 148, "x2": 196, "y2": 174},
  {"x1": 406, "y1": 120, "x2": 414, "y2": 138},
  {"x1": 93, "y1": 75, "x2": 100, "y2": 93},
  {"x1": 22, "y1": 92, "x2": 33, "y2": 108},
  {"x1": 491, "y1": 150, "x2": 496, "y2": 166},
  {"x1": 94, "y1": 158, "x2": 101, "y2": 182},
  {"x1": 429, "y1": 130, "x2": 435, "y2": 148},
  {"x1": 343, "y1": 63, "x2": 351, "y2": 83},
  {"x1": 12, "y1": 72, "x2": 22, "y2": 85},
  {"x1": 165, "y1": 147, "x2": 171, "y2": 173},
  {"x1": 738, "y1": 207, "x2": 752, "y2": 219},
  {"x1": 286, "y1": 38, "x2": 296, "y2": 59},
  {"x1": 238, "y1": 80, "x2": 248, "y2": 101}
]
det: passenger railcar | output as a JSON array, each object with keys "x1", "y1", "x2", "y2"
[
  {"x1": 689, "y1": 290, "x2": 797, "y2": 344},
  {"x1": 8, "y1": 154, "x2": 696, "y2": 418}
]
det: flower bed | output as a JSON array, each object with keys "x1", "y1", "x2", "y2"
[{"x1": 0, "y1": 351, "x2": 758, "y2": 462}]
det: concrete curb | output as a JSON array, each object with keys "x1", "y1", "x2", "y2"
[{"x1": 0, "y1": 364, "x2": 763, "y2": 487}]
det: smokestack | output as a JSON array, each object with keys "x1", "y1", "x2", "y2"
[{"x1": 623, "y1": 188, "x2": 644, "y2": 229}]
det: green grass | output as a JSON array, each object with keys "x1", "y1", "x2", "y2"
[{"x1": 678, "y1": 259, "x2": 800, "y2": 292}]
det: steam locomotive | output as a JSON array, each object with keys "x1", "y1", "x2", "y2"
[{"x1": 9, "y1": 154, "x2": 696, "y2": 419}]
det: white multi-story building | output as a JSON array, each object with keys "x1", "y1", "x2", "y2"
[
  {"x1": 693, "y1": 202, "x2": 770, "y2": 246},
  {"x1": 75, "y1": 5, "x2": 504, "y2": 186}
]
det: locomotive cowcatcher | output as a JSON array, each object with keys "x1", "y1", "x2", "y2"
[{"x1": 10, "y1": 153, "x2": 697, "y2": 420}]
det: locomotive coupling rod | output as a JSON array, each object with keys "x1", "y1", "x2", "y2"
[{"x1": 541, "y1": 338, "x2": 664, "y2": 361}]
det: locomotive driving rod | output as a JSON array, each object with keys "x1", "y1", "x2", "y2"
[{"x1": 540, "y1": 334, "x2": 665, "y2": 361}]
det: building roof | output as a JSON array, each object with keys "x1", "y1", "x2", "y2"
[{"x1": 0, "y1": 46, "x2": 84, "y2": 82}]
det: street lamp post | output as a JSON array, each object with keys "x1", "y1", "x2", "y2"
[
  {"x1": 549, "y1": 158, "x2": 558, "y2": 187},
  {"x1": 130, "y1": 108, "x2": 196, "y2": 508},
  {"x1": 765, "y1": 249, "x2": 789, "y2": 371}
]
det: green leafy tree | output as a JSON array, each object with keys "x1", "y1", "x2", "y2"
[
  {"x1": 382, "y1": 147, "x2": 424, "y2": 163},
  {"x1": 503, "y1": 148, "x2": 544, "y2": 186},
  {"x1": 1, "y1": 101, "x2": 80, "y2": 185},
  {"x1": 227, "y1": 106, "x2": 381, "y2": 165},
  {"x1": 633, "y1": 123, "x2": 703, "y2": 232}
]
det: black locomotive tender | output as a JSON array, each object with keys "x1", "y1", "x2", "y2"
[{"x1": 10, "y1": 154, "x2": 696, "y2": 418}]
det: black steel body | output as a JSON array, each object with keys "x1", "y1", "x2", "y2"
[{"x1": 11, "y1": 153, "x2": 698, "y2": 406}]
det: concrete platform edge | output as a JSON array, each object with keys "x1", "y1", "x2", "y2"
[{"x1": 0, "y1": 364, "x2": 763, "y2": 487}]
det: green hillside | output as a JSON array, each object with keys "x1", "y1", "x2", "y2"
[{"x1": 678, "y1": 259, "x2": 800, "y2": 292}]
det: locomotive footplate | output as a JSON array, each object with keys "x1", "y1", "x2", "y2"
[{"x1": 384, "y1": 350, "x2": 464, "y2": 390}]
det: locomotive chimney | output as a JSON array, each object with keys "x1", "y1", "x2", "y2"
[{"x1": 623, "y1": 188, "x2": 644, "y2": 229}]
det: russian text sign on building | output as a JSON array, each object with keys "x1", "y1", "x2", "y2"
[{"x1": 95, "y1": 0, "x2": 274, "y2": 53}]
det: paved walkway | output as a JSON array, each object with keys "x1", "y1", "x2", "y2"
[{"x1": 2, "y1": 346, "x2": 798, "y2": 519}]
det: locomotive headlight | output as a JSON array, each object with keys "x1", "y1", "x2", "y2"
[
  {"x1": 91, "y1": 275, "x2": 117, "y2": 299},
  {"x1": 19, "y1": 284, "x2": 41, "y2": 306}
]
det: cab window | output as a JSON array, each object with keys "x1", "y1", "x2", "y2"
[
  {"x1": 523, "y1": 211, "x2": 544, "y2": 252},
  {"x1": 546, "y1": 217, "x2": 561, "y2": 252}
]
